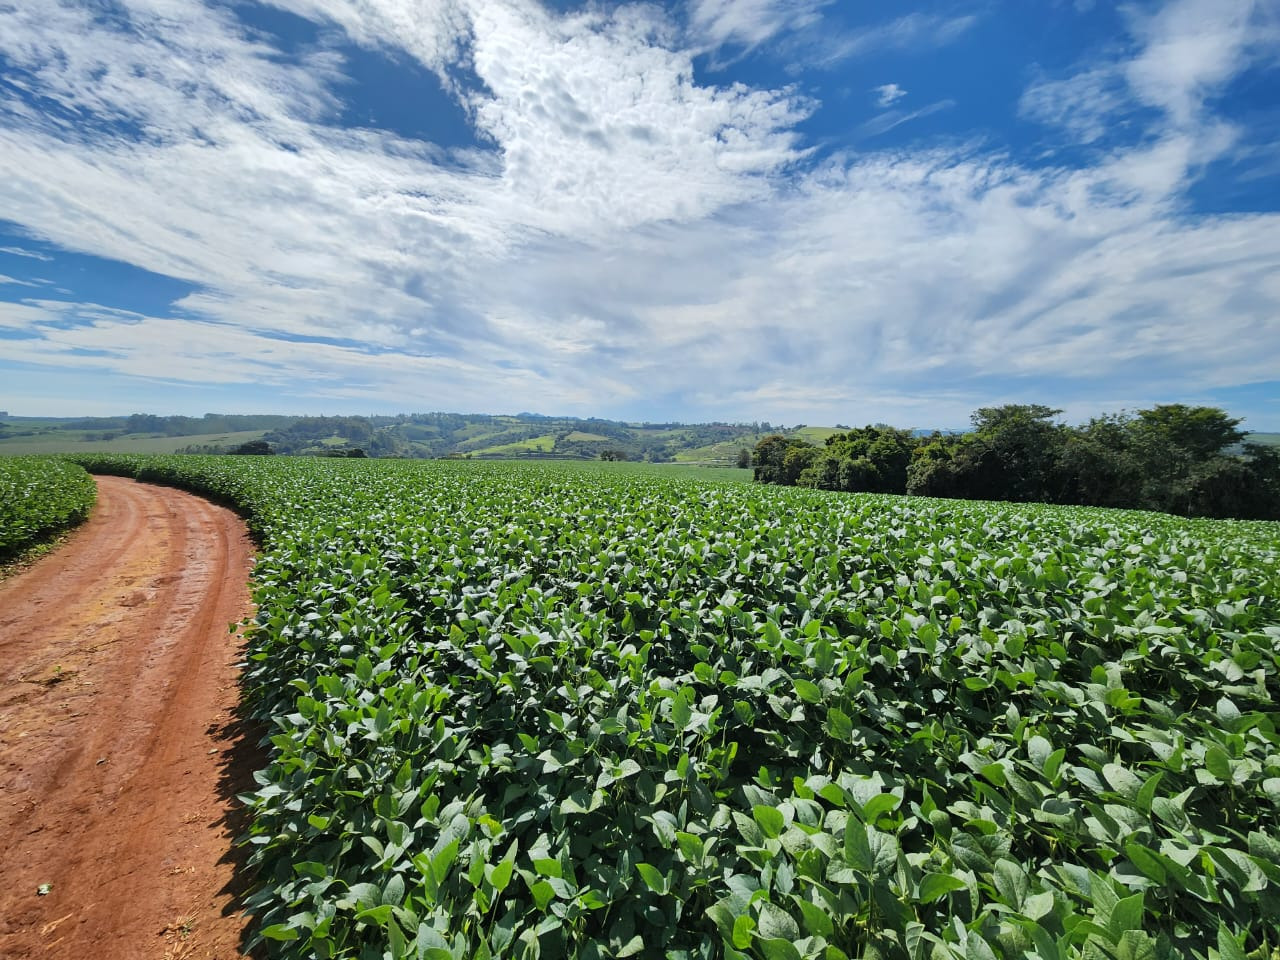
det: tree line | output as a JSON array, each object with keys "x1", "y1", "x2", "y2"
[{"x1": 752, "y1": 404, "x2": 1280, "y2": 520}]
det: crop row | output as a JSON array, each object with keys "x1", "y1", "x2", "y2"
[
  {"x1": 0, "y1": 455, "x2": 97, "y2": 560},
  {"x1": 70, "y1": 455, "x2": 1280, "y2": 960}
]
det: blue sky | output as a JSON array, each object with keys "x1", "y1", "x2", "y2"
[{"x1": 1, "y1": 0, "x2": 1279, "y2": 429}]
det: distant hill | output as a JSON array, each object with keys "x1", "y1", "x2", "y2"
[
  {"x1": 0, "y1": 412, "x2": 806, "y2": 464},
  {"x1": 2, "y1": 411, "x2": 1274, "y2": 463}
]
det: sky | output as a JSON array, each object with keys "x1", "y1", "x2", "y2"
[{"x1": 1, "y1": 0, "x2": 1278, "y2": 430}]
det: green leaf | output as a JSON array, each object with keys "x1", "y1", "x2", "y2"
[
  {"x1": 797, "y1": 898, "x2": 834, "y2": 937},
  {"x1": 1217, "y1": 925, "x2": 1248, "y2": 960},
  {"x1": 733, "y1": 915, "x2": 756, "y2": 950},
  {"x1": 1029, "y1": 922, "x2": 1065, "y2": 960},
  {"x1": 844, "y1": 818, "x2": 873, "y2": 873},
  {"x1": 754, "y1": 805, "x2": 785, "y2": 839},
  {"x1": 635, "y1": 863, "x2": 667, "y2": 894},
  {"x1": 671, "y1": 690, "x2": 694, "y2": 731},
  {"x1": 1134, "y1": 772, "x2": 1163, "y2": 816},
  {"x1": 1024, "y1": 891, "x2": 1056, "y2": 921},
  {"x1": 965, "y1": 933, "x2": 999, "y2": 960},
  {"x1": 430, "y1": 839, "x2": 460, "y2": 886},
  {"x1": 1204, "y1": 746, "x2": 1233, "y2": 781},
  {"x1": 918, "y1": 873, "x2": 968, "y2": 903},
  {"x1": 1102, "y1": 763, "x2": 1143, "y2": 802},
  {"x1": 993, "y1": 859, "x2": 1029, "y2": 909},
  {"x1": 530, "y1": 880, "x2": 556, "y2": 911},
  {"x1": 487, "y1": 856, "x2": 514, "y2": 893},
  {"x1": 794, "y1": 678, "x2": 823, "y2": 704},
  {"x1": 676, "y1": 831, "x2": 706, "y2": 864},
  {"x1": 260, "y1": 924, "x2": 301, "y2": 941},
  {"x1": 813, "y1": 638, "x2": 836, "y2": 675},
  {"x1": 381, "y1": 873, "x2": 405, "y2": 906},
  {"x1": 1123, "y1": 843, "x2": 1167, "y2": 884},
  {"x1": 758, "y1": 939, "x2": 803, "y2": 960},
  {"x1": 861, "y1": 793, "x2": 901, "y2": 824},
  {"x1": 1114, "y1": 931, "x2": 1156, "y2": 960},
  {"x1": 1043, "y1": 748, "x2": 1067, "y2": 783},
  {"x1": 826, "y1": 707, "x2": 854, "y2": 742},
  {"x1": 1109, "y1": 892, "x2": 1144, "y2": 937},
  {"x1": 756, "y1": 902, "x2": 800, "y2": 941},
  {"x1": 979, "y1": 762, "x2": 1006, "y2": 787},
  {"x1": 1027, "y1": 736, "x2": 1053, "y2": 770}
]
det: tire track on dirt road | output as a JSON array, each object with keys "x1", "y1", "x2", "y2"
[{"x1": 0, "y1": 475, "x2": 260, "y2": 959}]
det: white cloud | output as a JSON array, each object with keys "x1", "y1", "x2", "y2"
[
  {"x1": 808, "y1": 13, "x2": 977, "y2": 69},
  {"x1": 0, "y1": 0, "x2": 809, "y2": 346},
  {"x1": 1023, "y1": 0, "x2": 1277, "y2": 143},
  {"x1": 0, "y1": 0, "x2": 1277, "y2": 427},
  {"x1": 687, "y1": 0, "x2": 830, "y2": 50},
  {"x1": 1020, "y1": 66, "x2": 1130, "y2": 143},
  {"x1": 464, "y1": 1, "x2": 810, "y2": 233},
  {"x1": 873, "y1": 83, "x2": 907, "y2": 107},
  {"x1": 0, "y1": 246, "x2": 54, "y2": 261},
  {"x1": 1124, "y1": 0, "x2": 1272, "y2": 128},
  {"x1": 857, "y1": 99, "x2": 954, "y2": 139}
]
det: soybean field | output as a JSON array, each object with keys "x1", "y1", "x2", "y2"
[
  {"x1": 0, "y1": 455, "x2": 96, "y2": 561},
  {"x1": 66, "y1": 455, "x2": 1280, "y2": 960}
]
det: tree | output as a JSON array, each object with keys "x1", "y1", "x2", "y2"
[
  {"x1": 819, "y1": 426, "x2": 919, "y2": 493},
  {"x1": 231, "y1": 439, "x2": 273, "y2": 455},
  {"x1": 797, "y1": 453, "x2": 843, "y2": 490},
  {"x1": 781, "y1": 444, "x2": 820, "y2": 484},
  {"x1": 906, "y1": 437, "x2": 959, "y2": 498},
  {"x1": 735, "y1": 447, "x2": 752, "y2": 469},
  {"x1": 965, "y1": 404, "x2": 1068, "y2": 503},
  {"x1": 752, "y1": 435, "x2": 814, "y2": 485},
  {"x1": 600, "y1": 449, "x2": 627, "y2": 462},
  {"x1": 1133, "y1": 404, "x2": 1244, "y2": 460},
  {"x1": 1128, "y1": 405, "x2": 1247, "y2": 515},
  {"x1": 1057, "y1": 413, "x2": 1142, "y2": 509}
]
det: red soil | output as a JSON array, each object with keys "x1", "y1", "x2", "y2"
[{"x1": 0, "y1": 475, "x2": 261, "y2": 959}]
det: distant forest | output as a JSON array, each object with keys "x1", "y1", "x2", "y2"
[{"x1": 753, "y1": 404, "x2": 1280, "y2": 520}]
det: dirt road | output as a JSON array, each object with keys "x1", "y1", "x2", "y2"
[{"x1": 0, "y1": 475, "x2": 259, "y2": 959}]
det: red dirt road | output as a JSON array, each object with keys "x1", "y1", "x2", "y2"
[{"x1": 0, "y1": 475, "x2": 260, "y2": 959}]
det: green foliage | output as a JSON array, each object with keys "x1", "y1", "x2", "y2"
[
  {"x1": 805, "y1": 426, "x2": 921, "y2": 495},
  {"x1": 67, "y1": 455, "x2": 1280, "y2": 959},
  {"x1": 0, "y1": 456, "x2": 96, "y2": 560},
  {"x1": 232, "y1": 439, "x2": 275, "y2": 456},
  {"x1": 753, "y1": 435, "x2": 820, "y2": 485},
  {"x1": 760, "y1": 405, "x2": 1279, "y2": 521}
]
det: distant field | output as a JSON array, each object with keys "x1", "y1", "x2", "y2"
[
  {"x1": 564, "y1": 430, "x2": 610, "y2": 442},
  {"x1": 469, "y1": 433, "x2": 557, "y2": 456},
  {"x1": 792, "y1": 425, "x2": 843, "y2": 443},
  {"x1": 0, "y1": 430, "x2": 268, "y2": 455},
  {"x1": 673, "y1": 439, "x2": 762, "y2": 463},
  {"x1": 1248, "y1": 432, "x2": 1280, "y2": 447},
  {"x1": 593, "y1": 460, "x2": 752, "y2": 483}
]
